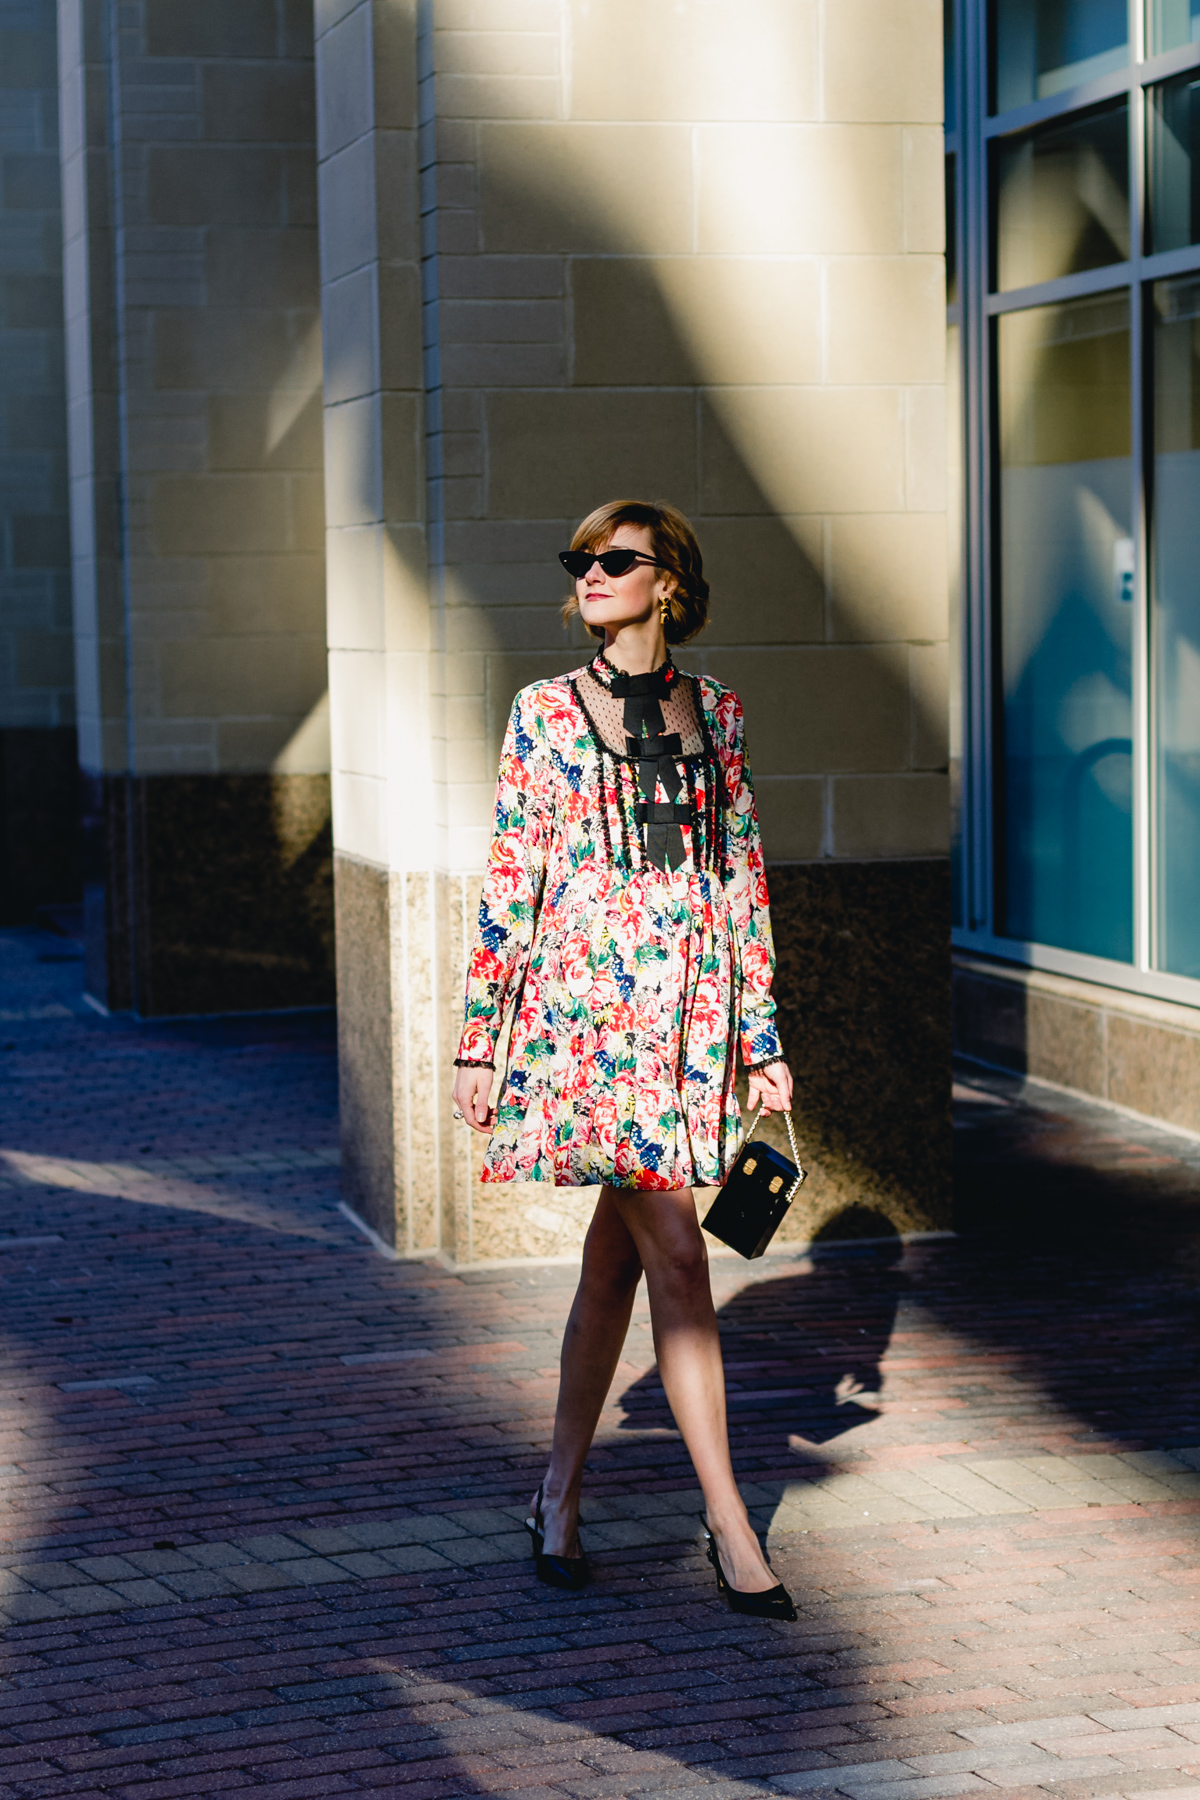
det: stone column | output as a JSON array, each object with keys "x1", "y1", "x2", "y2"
[
  {"x1": 57, "y1": 0, "x2": 331, "y2": 1014},
  {"x1": 314, "y1": 0, "x2": 439, "y2": 1257},
  {"x1": 0, "y1": 0, "x2": 78, "y2": 923},
  {"x1": 321, "y1": 0, "x2": 951, "y2": 1264}
]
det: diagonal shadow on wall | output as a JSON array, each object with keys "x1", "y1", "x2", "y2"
[{"x1": 326, "y1": 100, "x2": 953, "y2": 1249}]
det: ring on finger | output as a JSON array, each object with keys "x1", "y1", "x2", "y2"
[{"x1": 452, "y1": 1108, "x2": 465, "y2": 1121}]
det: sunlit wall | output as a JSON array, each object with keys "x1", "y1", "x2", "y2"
[{"x1": 318, "y1": 0, "x2": 951, "y2": 1263}]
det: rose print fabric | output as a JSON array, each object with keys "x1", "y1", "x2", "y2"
[{"x1": 456, "y1": 654, "x2": 784, "y2": 1190}]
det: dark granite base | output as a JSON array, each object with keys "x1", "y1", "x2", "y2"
[
  {"x1": 84, "y1": 772, "x2": 335, "y2": 1016},
  {"x1": 83, "y1": 773, "x2": 133, "y2": 1010},
  {"x1": 329, "y1": 851, "x2": 950, "y2": 1263},
  {"x1": 0, "y1": 727, "x2": 82, "y2": 924},
  {"x1": 760, "y1": 859, "x2": 952, "y2": 1238},
  {"x1": 332, "y1": 854, "x2": 396, "y2": 1248},
  {"x1": 954, "y1": 955, "x2": 1200, "y2": 1135}
]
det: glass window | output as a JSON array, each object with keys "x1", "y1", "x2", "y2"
[
  {"x1": 1148, "y1": 71, "x2": 1200, "y2": 256},
  {"x1": 1149, "y1": 0, "x2": 1200, "y2": 56},
  {"x1": 1152, "y1": 277, "x2": 1200, "y2": 978},
  {"x1": 997, "y1": 293, "x2": 1133, "y2": 962},
  {"x1": 992, "y1": 0, "x2": 1128, "y2": 115},
  {"x1": 948, "y1": 323, "x2": 965, "y2": 928},
  {"x1": 946, "y1": 154, "x2": 959, "y2": 302},
  {"x1": 993, "y1": 102, "x2": 1129, "y2": 290},
  {"x1": 945, "y1": 0, "x2": 958, "y2": 132}
]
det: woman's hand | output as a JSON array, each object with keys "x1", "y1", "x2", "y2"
[
  {"x1": 452, "y1": 1065, "x2": 496, "y2": 1134},
  {"x1": 747, "y1": 1060, "x2": 793, "y2": 1116}
]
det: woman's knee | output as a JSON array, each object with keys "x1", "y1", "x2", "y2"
[
  {"x1": 579, "y1": 1234, "x2": 642, "y2": 1301},
  {"x1": 645, "y1": 1234, "x2": 710, "y2": 1302},
  {"x1": 592, "y1": 1257, "x2": 643, "y2": 1301}
]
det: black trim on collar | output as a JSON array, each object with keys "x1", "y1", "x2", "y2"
[{"x1": 591, "y1": 650, "x2": 676, "y2": 695}]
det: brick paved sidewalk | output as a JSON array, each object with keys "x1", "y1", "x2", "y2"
[{"x1": 2, "y1": 923, "x2": 1200, "y2": 1799}]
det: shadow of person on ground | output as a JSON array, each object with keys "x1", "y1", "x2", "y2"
[
  {"x1": 609, "y1": 1209, "x2": 904, "y2": 1545},
  {"x1": 934, "y1": 1063, "x2": 1200, "y2": 1451},
  {"x1": 8, "y1": 989, "x2": 1200, "y2": 1798}
]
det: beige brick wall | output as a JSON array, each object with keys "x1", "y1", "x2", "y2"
[
  {"x1": 318, "y1": 0, "x2": 949, "y2": 1256},
  {"x1": 410, "y1": 0, "x2": 948, "y2": 873},
  {"x1": 1, "y1": 0, "x2": 73, "y2": 735},
  {"x1": 316, "y1": 0, "x2": 427, "y2": 873},
  {"x1": 59, "y1": 0, "x2": 326, "y2": 777}
]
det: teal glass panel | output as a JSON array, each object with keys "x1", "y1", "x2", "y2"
[
  {"x1": 993, "y1": 102, "x2": 1129, "y2": 291},
  {"x1": 1152, "y1": 278, "x2": 1200, "y2": 979},
  {"x1": 997, "y1": 294, "x2": 1133, "y2": 961},
  {"x1": 992, "y1": 0, "x2": 1128, "y2": 114},
  {"x1": 948, "y1": 323, "x2": 965, "y2": 928},
  {"x1": 1148, "y1": 71, "x2": 1200, "y2": 255},
  {"x1": 1149, "y1": 0, "x2": 1200, "y2": 54},
  {"x1": 946, "y1": 153, "x2": 958, "y2": 302}
]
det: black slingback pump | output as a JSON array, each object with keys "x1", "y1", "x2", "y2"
[
  {"x1": 700, "y1": 1518, "x2": 797, "y2": 1621},
  {"x1": 525, "y1": 1486, "x2": 591, "y2": 1591}
]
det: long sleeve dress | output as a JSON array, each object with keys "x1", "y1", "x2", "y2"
[{"x1": 455, "y1": 650, "x2": 784, "y2": 1192}]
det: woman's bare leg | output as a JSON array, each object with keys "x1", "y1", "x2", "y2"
[
  {"x1": 537, "y1": 1189, "x2": 643, "y2": 1557},
  {"x1": 609, "y1": 1185, "x2": 777, "y2": 1592}
]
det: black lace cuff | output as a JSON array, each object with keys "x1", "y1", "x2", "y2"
[
  {"x1": 454, "y1": 1057, "x2": 495, "y2": 1070},
  {"x1": 745, "y1": 1057, "x2": 786, "y2": 1075}
]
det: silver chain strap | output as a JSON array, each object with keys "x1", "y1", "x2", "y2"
[{"x1": 741, "y1": 1098, "x2": 803, "y2": 1172}]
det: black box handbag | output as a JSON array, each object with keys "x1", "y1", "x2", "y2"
[{"x1": 701, "y1": 1105, "x2": 806, "y2": 1259}]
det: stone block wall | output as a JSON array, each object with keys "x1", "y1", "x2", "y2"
[
  {"x1": 57, "y1": 0, "x2": 332, "y2": 1012},
  {"x1": 955, "y1": 956, "x2": 1200, "y2": 1136},
  {"x1": 419, "y1": 0, "x2": 948, "y2": 873},
  {"x1": 320, "y1": 0, "x2": 951, "y2": 1263},
  {"x1": 0, "y1": 0, "x2": 78, "y2": 921}
]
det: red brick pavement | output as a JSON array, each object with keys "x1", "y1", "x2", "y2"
[{"x1": 1, "y1": 925, "x2": 1200, "y2": 1797}]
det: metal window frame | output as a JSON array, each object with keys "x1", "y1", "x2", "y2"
[{"x1": 952, "y1": 0, "x2": 1200, "y2": 1009}]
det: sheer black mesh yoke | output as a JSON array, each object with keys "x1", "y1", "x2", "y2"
[
  {"x1": 574, "y1": 664, "x2": 706, "y2": 759},
  {"x1": 570, "y1": 660, "x2": 727, "y2": 879}
]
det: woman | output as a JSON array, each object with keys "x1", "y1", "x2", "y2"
[{"x1": 451, "y1": 498, "x2": 796, "y2": 1620}]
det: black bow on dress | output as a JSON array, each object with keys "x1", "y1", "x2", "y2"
[{"x1": 608, "y1": 663, "x2": 691, "y2": 872}]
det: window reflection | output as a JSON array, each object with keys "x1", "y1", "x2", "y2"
[
  {"x1": 992, "y1": 0, "x2": 1128, "y2": 114},
  {"x1": 994, "y1": 102, "x2": 1129, "y2": 290},
  {"x1": 1149, "y1": 0, "x2": 1200, "y2": 55},
  {"x1": 948, "y1": 324, "x2": 964, "y2": 928},
  {"x1": 946, "y1": 154, "x2": 958, "y2": 302},
  {"x1": 1152, "y1": 278, "x2": 1200, "y2": 979},
  {"x1": 1148, "y1": 72, "x2": 1200, "y2": 256},
  {"x1": 945, "y1": 0, "x2": 958, "y2": 132},
  {"x1": 998, "y1": 294, "x2": 1133, "y2": 962}
]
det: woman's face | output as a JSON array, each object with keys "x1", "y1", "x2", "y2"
[{"x1": 575, "y1": 523, "x2": 675, "y2": 637}]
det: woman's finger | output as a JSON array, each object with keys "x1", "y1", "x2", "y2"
[
  {"x1": 451, "y1": 1070, "x2": 495, "y2": 1133},
  {"x1": 749, "y1": 1064, "x2": 792, "y2": 1114},
  {"x1": 464, "y1": 1071, "x2": 489, "y2": 1130}
]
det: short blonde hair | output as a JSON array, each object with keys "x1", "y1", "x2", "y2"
[{"x1": 561, "y1": 498, "x2": 710, "y2": 645}]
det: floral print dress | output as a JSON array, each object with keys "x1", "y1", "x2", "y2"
[{"x1": 456, "y1": 652, "x2": 784, "y2": 1191}]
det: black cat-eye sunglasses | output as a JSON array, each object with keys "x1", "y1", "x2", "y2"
[{"x1": 559, "y1": 548, "x2": 665, "y2": 580}]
